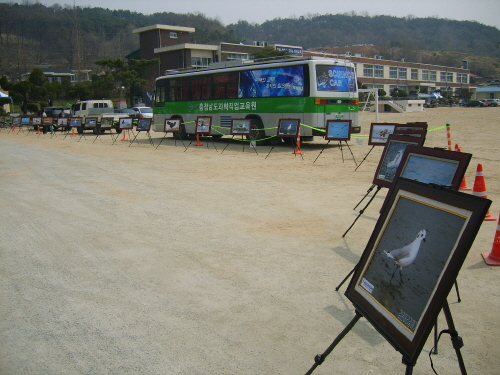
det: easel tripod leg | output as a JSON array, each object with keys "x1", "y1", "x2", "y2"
[{"x1": 304, "y1": 311, "x2": 362, "y2": 375}]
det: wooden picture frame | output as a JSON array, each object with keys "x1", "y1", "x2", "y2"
[
  {"x1": 373, "y1": 134, "x2": 425, "y2": 188},
  {"x1": 325, "y1": 119, "x2": 352, "y2": 141},
  {"x1": 69, "y1": 117, "x2": 83, "y2": 127},
  {"x1": 83, "y1": 117, "x2": 98, "y2": 129},
  {"x1": 195, "y1": 116, "x2": 212, "y2": 134},
  {"x1": 230, "y1": 119, "x2": 252, "y2": 136},
  {"x1": 13, "y1": 117, "x2": 21, "y2": 125},
  {"x1": 118, "y1": 117, "x2": 133, "y2": 130},
  {"x1": 21, "y1": 117, "x2": 31, "y2": 126},
  {"x1": 368, "y1": 123, "x2": 399, "y2": 146},
  {"x1": 56, "y1": 117, "x2": 68, "y2": 127},
  {"x1": 32, "y1": 117, "x2": 42, "y2": 126},
  {"x1": 42, "y1": 117, "x2": 53, "y2": 126},
  {"x1": 100, "y1": 117, "x2": 114, "y2": 130},
  {"x1": 4, "y1": 116, "x2": 13, "y2": 124},
  {"x1": 164, "y1": 118, "x2": 180, "y2": 133},
  {"x1": 278, "y1": 118, "x2": 300, "y2": 137},
  {"x1": 345, "y1": 178, "x2": 491, "y2": 365},
  {"x1": 137, "y1": 118, "x2": 152, "y2": 132}
]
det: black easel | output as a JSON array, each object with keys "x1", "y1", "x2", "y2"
[
  {"x1": 354, "y1": 145, "x2": 375, "y2": 171},
  {"x1": 313, "y1": 140, "x2": 357, "y2": 166},
  {"x1": 221, "y1": 136, "x2": 258, "y2": 155},
  {"x1": 305, "y1": 300, "x2": 467, "y2": 375},
  {"x1": 342, "y1": 185, "x2": 383, "y2": 237}
]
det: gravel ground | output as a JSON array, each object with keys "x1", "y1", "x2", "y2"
[{"x1": 1, "y1": 107, "x2": 499, "y2": 374}]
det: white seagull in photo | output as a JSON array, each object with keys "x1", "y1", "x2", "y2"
[
  {"x1": 384, "y1": 229, "x2": 426, "y2": 281},
  {"x1": 386, "y1": 149, "x2": 404, "y2": 170}
]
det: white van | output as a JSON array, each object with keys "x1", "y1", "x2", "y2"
[{"x1": 72, "y1": 100, "x2": 115, "y2": 117}]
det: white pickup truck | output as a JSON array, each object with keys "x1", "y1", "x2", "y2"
[{"x1": 72, "y1": 99, "x2": 130, "y2": 134}]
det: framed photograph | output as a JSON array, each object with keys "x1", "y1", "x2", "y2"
[
  {"x1": 137, "y1": 118, "x2": 152, "y2": 131},
  {"x1": 21, "y1": 117, "x2": 31, "y2": 126},
  {"x1": 373, "y1": 135, "x2": 425, "y2": 189},
  {"x1": 83, "y1": 117, "x2": 98, "y2": 129},
  {"x1": 32, "y1": 117, "x2": 42, "y2": 126},
  {"x1": 396, "y1": 146, "x2": 472, "y2": 190},
  {"x1": 0, "y1": 116, "x2": 4, "y2": 124},
  {"x1": 325, "y1": 119, "x2": 352, "y2": 141},
  {"x1": 230, "y1": 118, "x2": 252, "y2": 136},
  {"x1": 278, "y1": 118, "x2": 300, "y2": 137},
  {"x1": 345, "y1": 178, "x2": 491, "y2": 365},
  {"x1": 368, "y1": 123, "x2": 398, "y2": 146},
  {"x1": 118, "y1": 117, "x2": 133, "y2": 130},
  {"x1": 56, "y1": 117, "x2": 68, "y2": 127},
  {"x1": 13, "y1": 117, "x2": 21, "y2": 125},
  {"x1": 195, "y1": 116, "x2": 212, "y2": 134},
  {"x1": 42, "y1": 117, "x2": 53, "y2": 126},
  {"x1": 4, "y1": 116, "x2": 13, "y2": 124},
  {"x1": 164, "y1": 118, "x2": 181, "y2": 133},
  {"x1": 100, "y1": 117, "x2": 114, "y2": 130},
  {"x1": 69, "y1": 117, "x2": 82, "y2": 127}
]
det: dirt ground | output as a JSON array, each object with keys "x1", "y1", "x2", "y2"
[{"x1": 0, "y1": 107, "x2": 499, "y2": 375}]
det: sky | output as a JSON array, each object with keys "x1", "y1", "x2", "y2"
[{"x1": 8, "y1": 0, "x2": 500, "y2": 29}]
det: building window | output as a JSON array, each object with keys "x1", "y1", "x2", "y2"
[
  {"x1": 398, "y1": 68, "x2": 407, "y2": 80},
  {"x1": 440, "y1": 72, "x2": 453, "y2": 82},
  {"x1": 363, "y1": 64, "x2": 374, "y2": 77},
  {"x1": 422, "y1": 70, "x2": 429, "y2": 81},
  {"x1": 457, "y1": 73, "x2": 468, "y2": 84},
  {"x1": 389, "y1": 67, "x2": 398, "y2": 79},
  {"x1": 191, "y1": 56, "x2": 212, "y2": 68},
  {"x1": 374, "y1": 65, "x2": 384, "y2": 78},
  {"x1": 429, "y1": 71, "x2": 437, "y2": 81},
  {"x1": 227, "y1": 53, "x2": 248, "y2": 61},
  {"x1": 170, "y1": 32, "x2": 178, "y2": 38},
  {"x1": 411, "y1": 69, "x2": 418, "y2": 80}
]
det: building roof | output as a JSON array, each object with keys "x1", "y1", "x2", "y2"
[
  {"x1": 154, "y1": 43, "x2": 219, "y2": 53},
  {"x1": 476, "y1": 86, "x2": 500, "y2": 92},
  {"x1": 133, "y1": 24, "x2": 195, "y2": 34}
]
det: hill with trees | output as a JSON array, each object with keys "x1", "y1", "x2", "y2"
[{"x1": 1, "y1": 2, "x2": 500, "y2": 101}]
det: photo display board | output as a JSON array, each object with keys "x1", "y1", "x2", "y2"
[
  {"x1": 69, "y1": 117, "x2": 83, "y2": 127},
  {"x1": 137, "y1": 118, "x2": 152, "y2": 131},
  {"x1": 345, "y1": 178, "x2": 491, "y2": 365},
  {"x1": 278, "y1": 118, "x2": 300, "y2": 137},
  {"x1": 21, "y1": 117, "x2": 31, "y2": 125},
  {"x1": 230, "y1": 119, "x2": 252, "y2": 136},
  {"x1": 100, "y1": 117, "x2": 114, "y2": 130},
  {"x1": 373, "y1": 134, "x2": 425, "y2": 189},
  {"x1": 164, "y1": 118, "x2": 181, "y2": 132},
  {"x1": 195, "y1": 116, "x2": 212, "y2": 134},
  {"x1": 325, "y1": 119, "x2": 352, "y2": 141},
  {"x1": 118, "y1": 117, "x2": 133, "y2": 130},
  {"x1": 84, "y1": 117, "x2": 98, "y2": 129},
  {"x1": 42, "y1": 117, "x2": 53, "y2": 126}
]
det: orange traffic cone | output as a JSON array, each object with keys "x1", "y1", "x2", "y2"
[
  {"x1": 482, "y1": 214, "x2": 500, "y2": 266},
  {"x1": 472, "y1": 163, "x2": 497, "y2": 221},
  {"x1": 456, "y1": 145, "x2": 471, "y2": 190},
  {"x1": 194, "y1": 134, "x2": 203, "y2": 147},
  {"x1": 71, "y1": 127, "x2": 77, "y2": 137},
  {"x1": 121, "y1": 129, "x2": 129, "y2": 141},
  {"x1": 36, "y1": 125, "x2": 42, "y2": 135},
  {"x1": 293, "y1": 124, "x2": 304, "y2": 155}
]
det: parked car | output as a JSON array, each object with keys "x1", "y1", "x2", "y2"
[
  {"x1": 465, "y1": 100, "x2": 485, "y2": 107},
  {"x1": 132, "y1": 106, "x2": 153, "y2": 119},
  {"x1": 114, "y1": 108, "x2": 137, "y2": 116},
  {"x1": 484, "y1": 99, "x2": 499, "y2": 107}
]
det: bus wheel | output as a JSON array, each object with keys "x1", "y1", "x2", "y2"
[
  {"x1": 247, "y1": 118, "x2": 267, "y2": 146},
  {"x1": 173, "y1": 119, "x2": 188, "y2": 140}
]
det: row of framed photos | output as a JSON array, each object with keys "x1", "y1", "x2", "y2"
[
  {"x1": 162, "y1": 116, "x2": 356, "y2": 140},
  {"x1": 0, "y1": 116, "x2": 154, "y2": 132}
]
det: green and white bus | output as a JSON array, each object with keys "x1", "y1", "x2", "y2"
[{"x1": 153, "y1": 56, "x2": 360, "y2": 144}]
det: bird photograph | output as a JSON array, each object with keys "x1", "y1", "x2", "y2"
[
  {"x1": 384, "y1": 229, "x2": 426, "y2": 282},
  {"x1": 357, "y1": 194, "x2": 468, "y2": 331}
]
